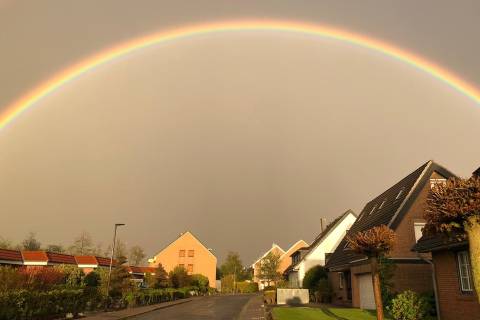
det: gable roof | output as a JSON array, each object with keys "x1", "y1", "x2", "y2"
[
  {"x1": 280, "y1": 240, "x2": 309, "y2": 261},
  {"x1": 252, "y1": 243, "x2": 285, "y2": 267},
  {"x1": 326, "y1": 161, "x2": 456, "y2": 270},
  {"x1": 21, "y1": 251, "x2": 49, "y2": 262},
  {"x1": 289, "y1": 210, "x2": 356, "y2": 272},
  {"x1": 152, "y1": 231, "x2": 216, "y2": 261}
]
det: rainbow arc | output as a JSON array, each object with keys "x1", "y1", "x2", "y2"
[{"x1": 1, "y1": 20, "x2": 479, "y2": 130}]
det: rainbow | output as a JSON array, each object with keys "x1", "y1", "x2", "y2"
[{"x1": 1, "y1": 19, "x2": 479, "y2": 130}]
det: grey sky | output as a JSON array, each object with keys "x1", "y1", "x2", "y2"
[{"x1": 0, "y1": 0, "x2": 479, "y2": 264}]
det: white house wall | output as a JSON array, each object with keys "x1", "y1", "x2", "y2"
[{"x1": 298, "y1": 213, "x2": 356, "y2": 286}]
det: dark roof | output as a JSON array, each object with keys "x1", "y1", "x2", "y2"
[
  {"x1": 326, "y1": 161, "x2": 456, "y2": 271},
  {"x1": 413, "y1": 234, "x2": 468, "y2": 253},
  {"x1": 289, "y1": 247, "x2": 310, "y2": 257},
  {"x1": 473, "y1": 167, "x2": 480, "y2": 177}
]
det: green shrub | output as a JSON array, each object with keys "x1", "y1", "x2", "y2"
[
  {"x1": 302, "y1": 265, "x2": 327, "y2": 292},
  {"x1": 235, "y1": 281, "x2": 258, "y2": 293},
  {"x1": 389, "y1": 290, "x2": 429, "y2": 320},
  {"x1": 263, "y1": 290, "x2": 276, "y2": 305},
  {"x1": 190, "y1": 274, "x2": 209, "y2": 293},
  {"x1": 84, "y1": 271, "x2": 101, "y2": 287},
  {"x1": 314, "y1": 278, "x2": 332, "y2": 303},
  {"x1": 0, "y1": 288, "x2": 90, "y2": 319},
  {"x1": 168, "y1": 266, "x2": 191, "y2": 288}
]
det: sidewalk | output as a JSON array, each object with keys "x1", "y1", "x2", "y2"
[
  {"x1": 239, "y1": 294, "x2": 266, "y2": 320},
  {"x1": 83, "y1": 298, "x2": 193, "y2": 319}
]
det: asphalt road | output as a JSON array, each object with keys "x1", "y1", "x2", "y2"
[{"x1": 131, "y1": 294, "x2": 261, "y2": 320}]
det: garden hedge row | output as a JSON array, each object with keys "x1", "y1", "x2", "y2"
[{"x1": 0, "y1": 287, "x2": 192, "y2": 320}]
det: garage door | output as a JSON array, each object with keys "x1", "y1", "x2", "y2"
[{"x1": 358, "y1": 273, "x2": 376, "y2": 310}]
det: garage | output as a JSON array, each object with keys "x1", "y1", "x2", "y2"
[{"x1": 357, "y1": 273, "x2": 376, "y2": 310}]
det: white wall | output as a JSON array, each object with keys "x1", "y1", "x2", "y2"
[{"x1": 297, "y1": 213, "x2": 356, "y2": 286}]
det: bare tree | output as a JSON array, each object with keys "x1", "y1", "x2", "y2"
[
  {"x1": 22, "y1": 232, "x2": 41, "y2": 250},
  {"x1": 0, "y1": 237, "x2": 13, "y2": 250},
  {"x1": 129, "y1": 245, "x2": 146, "y2": 266},
  {"x1": 425, "y1": 176, "x2": 480, "y2": 303},
  {"x1": 69, "y1": 231, "x2": 94, "y2": 255},
  {"x1": 346, "y1": 225, "x2": 396, "y2": 320}
]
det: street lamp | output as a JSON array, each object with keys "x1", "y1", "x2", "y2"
[{"x1": 105, "y1": 223, "x2": 125, "y2": 307}]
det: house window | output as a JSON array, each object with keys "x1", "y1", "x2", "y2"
[
  {"x1": 187, "y1": 264, "x2": 193, "y2": 274},
  {"x1": 339, "y1": 272, "x2": 345, "y2": 289},
  {"x1": 179, "y1": 264, "x2": 185, "y2": 269},
  {"x1": 414, "y1": 222, "x2": 426, "y2": 242},
  {"x1": 457, "y1": 251, "x2": 473, "y2": 292},
  {"x1": 430, "y1": 178, "x2": 446, "y2": 189},
  {"x1": 188, "y1": 250, "x2": 194, "y2": 257},
  {"x1": 179, "y1": 250, "x2": 185, "y2": 257}
]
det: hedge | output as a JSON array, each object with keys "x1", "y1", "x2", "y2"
[
  {"x1": 122, "y1": 288, "x2": 191, "y2": 308},
  {"x1": 0, "y1": 288, "x2": 90, "y2": 320},
  {"x1": 0, "y1": 287, "x2": 192, "y2": 319},
  {"x1": 235, "y1": 281, "x2": 258, "y2": 293}
]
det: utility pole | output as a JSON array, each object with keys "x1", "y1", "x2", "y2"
[{"x1": 105, "y1": 223, "x2": 125, "y2": 309}]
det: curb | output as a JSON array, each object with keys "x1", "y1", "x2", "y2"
[{"x1": 119, "y1": 299, "x2": 193, "y2": 319}]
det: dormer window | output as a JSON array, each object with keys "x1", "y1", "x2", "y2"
[
  {"x1": 395, "y1": 188, "x2": 405, "y2": 200},
  {"x1": 378, "y1": 199, "x2": 387, "y2": 210}
]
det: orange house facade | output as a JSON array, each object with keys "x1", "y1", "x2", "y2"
[{"x1": 148, "y1": 231, "x2": 217, "y2": 288}]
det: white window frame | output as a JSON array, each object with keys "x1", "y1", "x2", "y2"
[
  {"x1": 457, "y1": 251, "x2": 473, "y2": 292},
  {"x1": 414, "y1": 222, "x2": 426, "y2": 242}
]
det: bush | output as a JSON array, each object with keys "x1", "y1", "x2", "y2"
[
  {"x1": 190, "y1": 274, "x2": 209, "y2": 293},
  {"x1": 169, "y1": 266, "x2": 191, "y2": 288},
  {"x1": 0, "y1": 288, "x2": 90, "y2": 319},
  {"x1": 314, "y1": 278, "x2": 332, "y2": 303},
  {"x1": 84, "y1": 271, "x2": 101, "y2": 287},
  {"x1": 302, "y1": 265, "x2": 327, "y2": 292},
  {"x1": 235, "y1": 281, "x2": 258, "y2": 293},
  {"x1": 263, "y1": 290, "x2": 276, "y2": 305},
  {"x1": 389, "y1": 290, "x2": 429, "y2": 320},
  {"x1": 18, "y1": 266, "x2": 66, "y2": 291}
]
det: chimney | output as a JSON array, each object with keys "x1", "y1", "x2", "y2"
[{"x1": 320, "y1": 218, "x2": 327, "y2": 233}]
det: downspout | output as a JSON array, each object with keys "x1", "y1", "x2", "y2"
[{"x1": 418, "y1": 254, "x2": 441, "y2": 320}]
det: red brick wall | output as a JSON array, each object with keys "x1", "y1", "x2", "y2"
[
  {"x1": 391, "y1": 263, "x2": 433, "y2": 294},
  {"x1": 329, "y1": 271, "x2": 349, "y2": 304},
  {"x1": 433, "y1": 250, "x2": 480, "y2": 320}
]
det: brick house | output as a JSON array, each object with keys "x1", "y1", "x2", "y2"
[
  {"x1": 412, "y1": 166, "x2": 480, "y2": 320},
  {"x1": 148, "y1": 231, "x2": 217, "y2": 288},
  {"x1": 252, "y1": 240, "x2": 308, "y2": 290},
  {"x1": 414, "y1": 235, "x2": 480, "y2": 320},
  {"x1": 326, "y1": 161, "x2": 455, "y2": 309},
  {"x1": 284, "y1": 210, "x2": 357, "y2": 288}
]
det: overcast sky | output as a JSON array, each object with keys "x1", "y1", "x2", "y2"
[{"x1": 0, "y1": 0, "x2": 479, "y2": 264}]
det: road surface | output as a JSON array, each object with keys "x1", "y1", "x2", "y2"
[{"x1": 131, "y1": 294, "x2": 264, "y2": 320}]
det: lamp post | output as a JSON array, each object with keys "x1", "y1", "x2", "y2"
[{"x1": 105, "y1": 223, "x2": 125, "y2": 307}]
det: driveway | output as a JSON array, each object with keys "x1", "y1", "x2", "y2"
[{"x1": 131, "y1": 294, "x2": 263, "y2": 320}]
